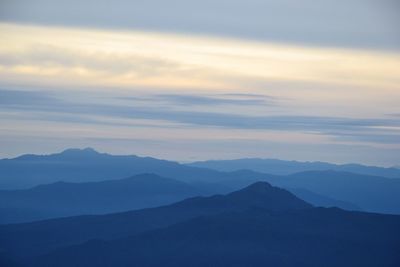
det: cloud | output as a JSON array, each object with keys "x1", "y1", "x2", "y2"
[
  {"x1": 1, "y1": 23, "x2": 400, "y2": 92},
  {"x1": 0, "y1": 88, "x2": 59, "y2": 106},
  {"x1": 0, "y1": 0, "x2": 399, "y2": 50},
  {"x1": 0, "y1": 43, "x2": 182, "y2": 77},
  {"x1": 1, "y1": 89, "x2": 399, "y2": 145},
  {"x1": 0, "y1": 22, "x2": 399, "y2": 165},
  {"x1": 145, "y1": 94, "x2": 275, "y2": 106},
  {"x1": 330, "y1": 132, "x2": 400, "y2": 144}
]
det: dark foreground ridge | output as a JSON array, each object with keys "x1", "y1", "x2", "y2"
[
  {"x1": 0, "y1": 181, "x2": 310, "y2": 263},
  {"x1": 35, "y1": 208, "x2": 400, "y2": 267},
  {"x1": 1, "y1": 181, "x2": 399, "y2": 266}
]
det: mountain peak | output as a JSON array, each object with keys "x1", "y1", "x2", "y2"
[
  {"x1": 56, "y1": 147, "x2": 106, "y2": 158},
  {"x1": 61, "y1": 147, "x2": 99, "y2": 155},
  {"x1": 240, "y1": 181, "x2": 274, "y2": 193},
  {"x1": 226, "y1": 181, "x2": 313, "y2": 211}
]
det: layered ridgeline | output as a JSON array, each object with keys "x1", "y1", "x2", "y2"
[
  {"x1": 0, "y1": 182, "x2": 399, "y2": 267},
  {"x1": 2, "y1": 148, "x2": 399, "y2": 189},
  {"x1": 0, "y1": 182, "x2": 311, "y2": 263},
  {"x1": 0, "y1": 173, "x2": 358, "y2": 224},
  {"x1": 0, "y1": 174, "x2": 202, "y2": 224},
  {"x1": 34, "y1": 209, "x2": 400, "y2": 267},
  {"x1": 0, "y1": 148, "x2": 399, "y2": 216},
  {"x1": 0, "y1": 148, "x2": 221, "y2": 189},
  {"x1": 188, "y1": 158, "x2": 400, "y2": 178}
]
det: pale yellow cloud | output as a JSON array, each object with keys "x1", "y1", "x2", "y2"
[{"x1": 1, "y1": 22, "x2": 400, "y2": 93}]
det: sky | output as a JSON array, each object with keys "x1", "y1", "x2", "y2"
[{"x1": 0, "y1": 0, "x2": 399, "y2": 166}]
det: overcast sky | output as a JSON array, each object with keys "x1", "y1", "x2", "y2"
[{"x1": 0, "y1": 0, "x2": 399, "y2": 166}]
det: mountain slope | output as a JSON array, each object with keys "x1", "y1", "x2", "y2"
[
  {"x1": 0, "y1": 182, "x2": 311, "y2": 262},
  {"x1": 1, "y1": 149, "x2": 398, "y2": 214},
  {"x1": 209, "y1": 169, "x2": 400, "y2": 214},
  {"x1": 0, "y1": 148, "x2": 225, "y2": 189},
  {"x1": 0, "y1": 168, "x2": 365, "y2": 225},
  {"x1": 187, "y1": 158, "x2": 400, "y2": 178},
  {"x1": 0, "y1": 173, "x2": 201, "y2": 224},
  {"x1": 287, "y1": 188, "x2": 361, "y2": 211},
  {"x1": 34, "y1": 208, "x2": 400, "y2": 267},
  {"x1": 279, "y1": 171, "x2": 400, "y2": 214}
]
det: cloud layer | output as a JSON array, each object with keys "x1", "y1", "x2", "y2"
[
  {"x1": 1, "y1": 89, "x2": 399, "y2": 146},
  {"x1": 1, "y1": 0, "x2": 399, "y2": 50},
  {"x1": 0, "y1": 22, "x2": 399, "y2": 166}
]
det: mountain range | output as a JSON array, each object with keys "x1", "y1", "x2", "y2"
[
  {"x1": 0, "y1": 148, "x2": 220, "y2": 189},
  {"x1": 1, "y1": 182, "x2": 399, "y2": 267},
  {"x1": 187, "y1": 158, "x2": 400, "y2": 178},
  {"x1": 36, "y1": 208, "x2": 400, "y2": 267},
  {"x1": 0, "y1": 172, "x2": 362, "y2": 224},
  {"x1": 0, "y1": 174, "x2": 202, "y2": 224},
  {"x1": 0, "y1": 182, "x2": 311, "y2": 262},
  {"x1": 0, "y1": 148, "x2": 399, "y2": 218},
  {"x1": 2, "y1": 148, "x2": 399, "y2": 190}
]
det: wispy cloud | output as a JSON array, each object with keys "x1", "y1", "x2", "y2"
[
  {"x1": 1, "y1": 23, "x2": 400, "y2": 92},
  {"x1": 121, "y1": 94, "x2": 275, "y2": 106},
  {"x1": 0, "y1": 23, "x2": 399, "y2": 165},
  {"x1": 1, "y1": 0, "x2": 399, "y2": 50},
  {"x1": 1, "y1": 89, "x2": 399, "y2": 146}
]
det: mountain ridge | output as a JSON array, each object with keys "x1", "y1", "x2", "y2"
[
  {"x1": 1, "y1": 148, "x2": 399, "y2": 215},
  {"x1": 0, "y1": 181, "x2": 312, "y2": 261},
  {"x1": 187, "y1": 157, "x2": 400, "y2": 178},
  {"x1": 0, "y1": 173, "x2": 202, "y2": 224}
]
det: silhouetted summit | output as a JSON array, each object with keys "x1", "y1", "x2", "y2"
[
  {"x1": 0, "y1": 181, "x2": 311, "y2": 261},
  {"x1": 2, "y1": 182, "x2": 400, "y2": 267},
  {"x1": 225, "y1": 181, "x2": 312, "y2": 211},
  {"x1": 58, "y1": 147, "x2": 101, "y2": 157}
]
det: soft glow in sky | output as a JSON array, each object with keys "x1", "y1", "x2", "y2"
[
  {"x1": 1, "y1": 23, "x2": 400, "y2": 92},
  {"x1": 0, "y1": 1, "x2": 399, "y2": 166}
]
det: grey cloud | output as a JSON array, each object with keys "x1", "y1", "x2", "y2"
[
  {"x1": 1, "y1": 88, "x2": 399, "y2": 145},
  {"x1": 0, "y1": 0, "x2": 399, "y2": 51},
  {"x1": 0, "y1": 89, "x2": 59, "y2": 106},
  {"x1": 221, "y1": 93, "x2": 274, "y2": 98},
  {"x1": 116, "y1": 92, "x2": 276, "y2": 106},
  {"x1": 149, "y1": 94, "x2": 274, "y2": 106},
  {"x1": 333, "y1": 133, "x2": 400, "y2": 144}
]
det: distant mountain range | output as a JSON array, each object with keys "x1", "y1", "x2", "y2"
[
  {"x1": 0, "y1": 148, "x2": 221, "y2": 189},
  {"x1": 2, "y1": 148, "x2": 399, "y2": 190},
  {"x1": 0, "y1": 148, "x2": 399, "y2": 217},
  {"x1": 0, "y1": 172, "x2": 361, "y2": 224},
  {"x1": 0, "y1": 174, "x2": 202, "y2": 224},
  {"x1": 187, "y1": 158, "x2": 400, "y2": 178},
  {"x1": 1, "y1": 182, "x2": 398, "y2": 267},
  {"x1": 275, "y1": 170, "x2": 400, "y2": 215}
]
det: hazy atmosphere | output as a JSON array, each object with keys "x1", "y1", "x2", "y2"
[
  {"x1": 1, "y1": 0, "x2": 400, "y2": 165},
  {"x1": 1, "y1": 2, "x2": 400, "y2": 267}
]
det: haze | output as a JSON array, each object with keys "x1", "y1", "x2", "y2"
[{"x1": 0, "y1": 0, "x2": 399, "y2": 166}]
